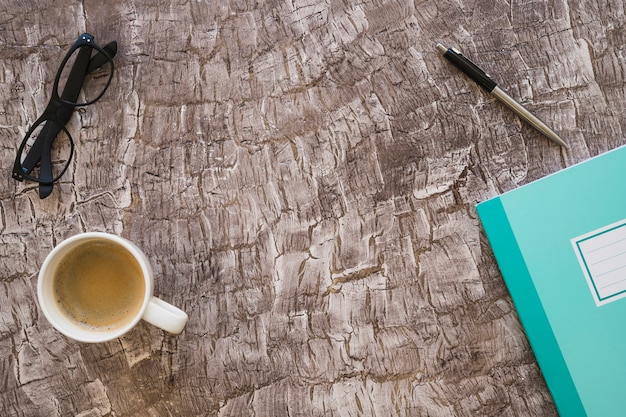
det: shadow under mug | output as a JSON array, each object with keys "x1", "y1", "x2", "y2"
[{"x1": 37, "y1": 232, "x2": 188, "y2": 343}]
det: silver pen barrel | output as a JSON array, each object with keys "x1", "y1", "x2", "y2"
[{"x1": 491, "y1": 87, "x2": 568, "y2": 148}]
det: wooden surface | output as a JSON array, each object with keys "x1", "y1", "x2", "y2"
[{"x1": 2, "y1": 0, "x2": 626, "y2": 415}]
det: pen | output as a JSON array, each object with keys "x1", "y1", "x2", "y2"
[{"x1": 436, "y1": 43, "x2": 568, "y2": 148}]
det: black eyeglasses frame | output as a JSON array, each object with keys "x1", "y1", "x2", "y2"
[{"x1": 12, "y1": 33, "x2": 116, "y2": 198}]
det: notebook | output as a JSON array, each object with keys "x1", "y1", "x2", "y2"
[{"x1": 476, "y1": 145, "x2": 626, "y2": 417}]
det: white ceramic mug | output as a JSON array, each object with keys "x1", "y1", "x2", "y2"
[{"x1": 37, "y1": 232, "x2": 188, "y2": 343}]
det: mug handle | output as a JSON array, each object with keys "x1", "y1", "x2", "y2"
[{"x1": 142, "y1": 297, "x2": 188, "y2": 334}]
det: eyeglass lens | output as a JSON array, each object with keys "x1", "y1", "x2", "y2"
[
  {"x1": 20, "y1": 119, "x2": 72, "y2": 182},
  {"x1": 56, "y1": 44, "x2": 113, "y2": 106}
]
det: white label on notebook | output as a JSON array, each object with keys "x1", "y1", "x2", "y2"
[{"x1": 572, "y1": 218, "x2": 626, "y2": 306}]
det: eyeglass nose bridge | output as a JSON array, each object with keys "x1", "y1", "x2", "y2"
[
  {"x1": 52, "y1": 99, "x2": 76, "y2": 124},
  {"x1": 34, "y1": 98, "x2": 75, "y2": 123}
]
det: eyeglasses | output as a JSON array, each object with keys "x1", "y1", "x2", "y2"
[{"x1": 12, "y1": 33, "x2": 117, "y2": 199}]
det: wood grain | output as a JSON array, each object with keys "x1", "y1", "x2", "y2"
[{"x1": 2, "y1": 0, "x2": 626, "y2": 415}]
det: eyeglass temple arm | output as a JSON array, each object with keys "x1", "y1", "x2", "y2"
[
  {"x1": 20, "y1": 42, "x2": 117, "y2": 191},
  {"x1": 87, "y1": 41, "x2": 117, "y2": 73}
]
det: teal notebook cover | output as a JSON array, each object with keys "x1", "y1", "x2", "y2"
[{"x1": 477, "y1": 145, "x2": 626, "y2": 417}]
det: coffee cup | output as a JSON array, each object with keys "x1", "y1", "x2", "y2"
[{"x1": 37, "y1": 232, "x2": 188, "y2": 343}]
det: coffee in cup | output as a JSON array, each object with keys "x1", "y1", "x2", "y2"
[
  {"x1": 52, "y1": 239, "x2": 146, "y2": 331},
  {"x1": 38, "y1": 232, "x2": 188, "y2": 342}
]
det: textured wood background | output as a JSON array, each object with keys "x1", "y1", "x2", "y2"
[{"x1": 2, "y1": 0, "x2": 625, "y2": 416}]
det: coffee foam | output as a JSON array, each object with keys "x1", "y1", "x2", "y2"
[{"x1": 52, "y1": 240, "x2": 145, "y2": 332}]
